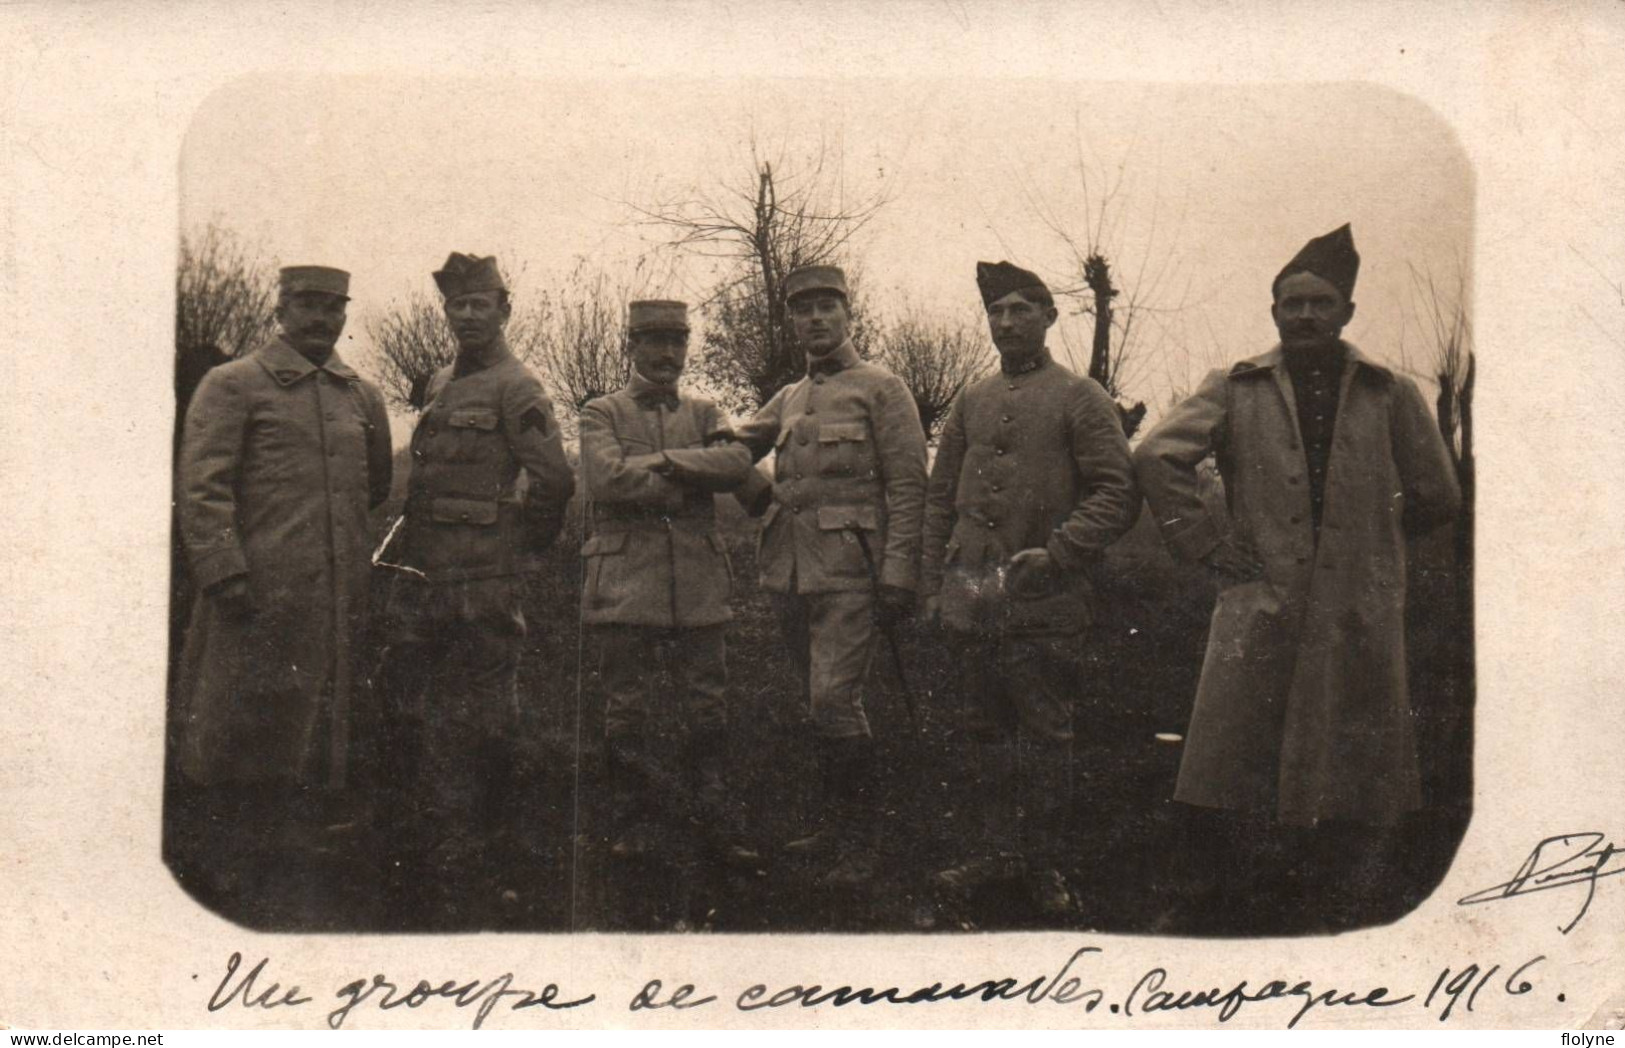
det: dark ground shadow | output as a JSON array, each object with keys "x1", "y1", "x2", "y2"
[{"x1": 163, "y1": 494, "x2": 1473, "y2": 937}]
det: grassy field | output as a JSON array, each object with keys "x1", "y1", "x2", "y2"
[{"x1": 164, "y1": 452, "x2": 1474, "y2": 937}]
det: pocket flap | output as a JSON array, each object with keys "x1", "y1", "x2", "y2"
[
  {"x1": 447, "y1": 409, "x2": 500, "y2": 431},
  {"x1": 817, "y1": 504, "x2": 879, "y2": 532},
  {"x1": 431, "y1": 497, "x2": 499, "y2": 525},
  {"x1": 581, "y1": 531, "x2": 628, "y2": 556},
  {"x1": 818, "y1": 422, "x2": 868, "y2": 444}
]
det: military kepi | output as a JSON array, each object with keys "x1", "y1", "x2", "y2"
[
  {"x1": 1274, "y1": 223, "x2": 1359, "y2": 301},
  {"x1": 628, "y1": 300, "x2": 690, "y2": 334},
  {"x1": 279, "y1": 265, "x2": 351, "y2": 300},
  {"x1": 433, "y1": 252, "x2": 508, "y2": 298},
  {"x1": 783, "y1": 264, "x2": 849, "y2": 302},
  {"x1": 976, "y1": 261, "x2": 1047, "y2": 307}
]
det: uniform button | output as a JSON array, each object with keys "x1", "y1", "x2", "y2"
[
  {"x1": 994, "y1": 448, "x2": 1006, "y2": 456},
  {"x1": 1290, "y1": 515, "x2": 1302, "y2": 524},
  {"x1": 1296, "y1": 556, "x2": 1307, "y2": 564},
  {"x1": 986, "y1": 519, "x2": 997, "y2": 528},
  {"x1": 990, "y1": 484, "x2": 1002, "y2": 492},
  {"x1": 792, "y1": 506, "x2": 802, "y2": 514},
  {"x1": 814, "y1": 377, "x2": 825, "y2": 385},
  {"x1": 799, "y1": 436, "x2": 809, "y2": 445},
  {"x1": 413, "y1": 449, "x2": 425, "y2": 460},
  {"x1": 1288, "y1": 477, "x2": 1300, "y2": 485},
  {"x1": 795, "y1": 473, "x2": 804, "y2": 480},
  {"x1": 805, "y1": 406, "x2": 815, "y2": 415},
  {"x1": 1007, "y1": 383, "x2": 1017, "y2": 391},
  {"x1": 1001, "y1": 415, "x2": 1012, "y2": 423}
]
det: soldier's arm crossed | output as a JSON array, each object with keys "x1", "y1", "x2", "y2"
[
  {"x1": 578, "y1": 399, "x2": 684, "y2": 512},
  {"x1": 646, "y1": 401, "x2": 753, "y2": 493},
  {"x1": 725, "y1": 388, "x2": 789, "y2": 516}
]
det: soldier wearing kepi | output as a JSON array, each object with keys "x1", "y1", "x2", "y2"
[
  {"x1": 374, "y1": 253, "x2": 575, "y2": 886},
  {"x1": 921, "y1": 261, "x2": 1140, "y2": 916},
  {"x1": 176, "y1": 265, "x2": 392, "y2": 850},
  {"x1": 731, "y1": 264, "x2": 929, "y2": 887},
  {"x1": 579, "y1": 300, "x2": 758, "y2": 865},
  {"x1": 1134, "y1": 225, "x2": 1461, "y2": 924}
]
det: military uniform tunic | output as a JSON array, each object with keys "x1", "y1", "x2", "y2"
[
  {"x1": 176, "y1": 336, "x2": 392, "y2": 788},
  {"x1": 381, "y1": 337, "x2": 574, "y2": 824},
  {"x1": 579, "y1": 373, "x2": 752, "y2": 735},
  {"x1": 733, "y1": 340, "x2": 928, "y2": 739},
  {"x1": 922, "y1": 350, "x2": 1138, "y2": 755}
]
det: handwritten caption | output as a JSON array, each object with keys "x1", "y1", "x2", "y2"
[{"x1": 206, "y1": 947, "x2": 1551, "y2": 1030}]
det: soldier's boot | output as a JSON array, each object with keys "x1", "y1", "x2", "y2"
[
  {"x1": 784, "y1": 739, "x2": 841, "y2": 856},
  {"x1": 605, "y1": 733, "x2": 660, "y2": 860},
  {"x1": 1018, "y1": 735, "x2": 1077, "y2": 919},
  {"x1": 818, "y1": 736, "x2": 878, "y2": 889},
  {"x1": 932, "y1": 737, "x2": 1024, "y2": 896},
  {"x1": 686, "y1": 728, "x2": 761, "y2": 869}
]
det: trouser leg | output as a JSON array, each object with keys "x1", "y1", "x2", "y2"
[
  {"x1": 805, "y1": 590, "x2": 877, "y2": 741},
  {"x1": 372, "y1": 580, "x2": 445, "y2": 858},
  {"x1": 677, "y1": 625, "x2": 733, "y2": 815},
  {"x1": 1005, "y1": 632, "x2": 1079, "y2": 873},
  {"x1": 419, "y1": 579, "x2": 524, "y2": 867},
  {"x1": 959, "y1": 634, "x2": 1020, "y2": 862}
]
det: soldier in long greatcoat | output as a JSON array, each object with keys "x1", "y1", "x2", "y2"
[
  {"x1": 579, "y1": 299, "x2": 758, "y2": 866},
  {"x1": 1134, "y1": 225, "x2": 1460, "y2": 921},
  {"x1": 176, "y1": 265, "x2": 392, "y2": 843}
]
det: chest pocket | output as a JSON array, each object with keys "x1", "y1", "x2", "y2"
[
  {"x1": 445, "y1": 407, "x2": 502, "y2": 462},
  {"x1": 817, "y1": 421, "x2": 872, "y2": 478}
]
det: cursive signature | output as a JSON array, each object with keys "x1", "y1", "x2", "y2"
[{"x1": 1457, "y1": 831, "x2": 1624, "y2": 934}]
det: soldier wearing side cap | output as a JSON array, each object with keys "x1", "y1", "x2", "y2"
[
  {"x1": 1134, "y1": 225, "x2": 1461, "y2": 923},
  {"x1": 920, "y1": 261, "x2": 1140, "y2": 917},
  {"x1": 176, "y1": 265, "x2": 393, "y2": 851},
  {"x1": 373, "y1": 253, "x2": 576, "y2": 884},
  {"x1": 578, "y1": 300, "x2": 759, "y2": 868},
  {"x1": 730, "y1": 264, "x2": 929, "y2": 888}
]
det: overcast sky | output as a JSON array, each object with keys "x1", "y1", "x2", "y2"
[{"x1": 182, "y1": 75, "x2": 1473, "y2": 428}]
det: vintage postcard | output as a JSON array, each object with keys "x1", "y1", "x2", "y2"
[{"x1": 2, "y1": 0, "x2": 1621, "y2": 1032}]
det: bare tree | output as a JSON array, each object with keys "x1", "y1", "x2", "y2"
[
  {"x1": 872, "y1": 301, "x2": 995, "y2": 441},
  {"x1": 635, "y1": 145, "x2": 887, "y2": 412},
  {"x1": 367, "y1": 291, "x2": 459, "y2": 412},
  {"x1": 176, "y1": 222, "x2": 279, "y2": 366},
  {"x1": 1408, "y1": 262, "x2": 1476, "y2": 590},
  {"x1": 1022, "y1": 126, "x2": 1196, "y2": 438},
  {"x1": 526, "y1": 259, "x2": 642, "y2": 422}
]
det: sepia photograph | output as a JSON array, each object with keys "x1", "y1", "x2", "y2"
[{"x1": 164, "y1": 76, "x2": 1475, "y2": 938}]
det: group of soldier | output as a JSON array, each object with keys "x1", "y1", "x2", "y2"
[{"x1": 174, "y1": 223, "x2": 1461, "y2": 925}]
